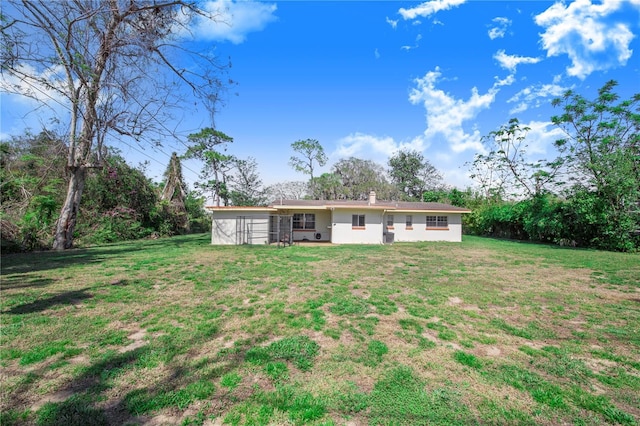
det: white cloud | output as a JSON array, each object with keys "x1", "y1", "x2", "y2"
[
  {"x1": 488, "y1": 16, "x2": 511, "y2": 39},
  {"x1": 190, "y1": 0, "x2": 277, "y2": 44},
  {"x1": 534, "y1": 0, "x2": 636, "y2": 79},
  {"x1": 494, "y1": 50, "x2": 541, "y2": 72},
  {"x1": 399, "y1": 0, "x2": 466, "y2": 20},
  {"x1": 522, "y1": 120, "x2": 566, "y2": 156},
  {"x1": 508, "y1": 83, "x2": 570, "y2": 114},
  {"x1": 401, "y1": 34, "x2": 423, "y2": 51},
  {"x1": 386, "y1": 16, "x2": 399, "y2": 29},
  {"x1": 494, "y1": 74, "x2": 516, "y2": 87},
  {"x1": 334, "y1": 133, "x2": 426, "y2": 160},
  {"x1": 0, "y1": 63, "x2": 68, "y2": 107},
  {"x1": 374, "y1": 48, "x2": 381, "y2": 59},
  {"x1": 408, "y1": 67, "x2": 507, "y2": 153}
]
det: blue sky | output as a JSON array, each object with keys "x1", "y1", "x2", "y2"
[{"x1": 2, "y1": 0, "x2": 640, "y2": 192}]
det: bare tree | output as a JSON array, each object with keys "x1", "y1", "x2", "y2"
[
  {"x1": 1, "y1": 1, "x2": 229, "y2": 249},
  {"x1": 471, "y1": 118, "x2": 564, "y2": 199},
  {"x1": 264, "y1": 181, "x2": 309, "y2": 202}
]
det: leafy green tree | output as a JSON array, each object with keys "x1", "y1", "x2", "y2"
[
  {"x1": 332, "y1": 157, "x2": 397, "y2": 200},
  {"x1": 468, "y1": 81, "x2": 639, "y2": 251},
  {"x1": 311, "y1": 172, "x2": 342, "y2": 200},
  {"x1": 185, "y1": 128, "x2": 235, "y2": 206},
  {"x1": 423, "y1": 187, "x2": 473, "y2": 207},
  {"x1": 552, "y1": 80, "x2": 640, "y2": 250},
  {"x1": 80, "y1": 150, "x2": 158, "y2": 244},
  {"x1": 183, "y1": 190, "x2": 208, "y2": 233},
  {"x1": 2, "y1": 1, "x2": 228, "y2": 249},
  {"x1": 289, "y1": 139, "x2": 328, "y2": 197},
  {"x1": 0, "y1": 130, "x2": 67, "y2": 250},
  {"x1": 388, "y1": 149, "x2": 443, "y2": 200}
]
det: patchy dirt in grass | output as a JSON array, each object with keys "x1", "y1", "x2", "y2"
[
  {"x1": 351, "y1": 288, "x2": 370, "y2": 299},
  {"x1": 136, "y1": 413, "x2": 183, "y2": 425},
  {"x1": 447, "y1": 296, "x2": 463, "y2": 305},
  {"x1": 30, "y1": 389, "x2": 75, "y2": 411},
  {"x1": 582, "y1": 357, "x2": 617, "y2": 374},
  {"x1": 3, "y1": 237, "x2": 639, "y2": 426},
  {"x1": 67, "y1": 354, "x2": 90, "y2": 365},
  {"x1": 484, "y1": 346, "x2": 502, "y2": 357},
  {"x1": 119, "y1": 329, "x2": 148, "y2": 353}
]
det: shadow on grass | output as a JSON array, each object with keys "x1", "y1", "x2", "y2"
[
  {"x1": 4, "y1": 289, "x2": 93, "y2": 315},
  {"x1": 8, "y1": 322, "x2": 259, "y2": 425},
  {"x1": 0, "y1": 275, "x2": 56, "y2": 290},
  {"x1": 0, "y1": 233, "x2": 210, "y2": 276}
]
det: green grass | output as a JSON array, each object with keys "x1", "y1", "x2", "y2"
[
  {"x1": 245, "y1": 335, "x2": 320, "y2": 371},
  {"x1": 124, "y1": 379, "x2": 216, "y2": 414},
  {"x1": 368, "y1": 365, "x2": 476, "y2": 425},
  {"x1": 1, "y1": 234, "x2": 639, "y2": 425},
  {"x1": 453, "y1": 350, "x2": 482, "y2": 369}
]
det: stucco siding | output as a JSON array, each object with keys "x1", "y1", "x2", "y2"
[
  {"x1": 331, "y1": 209, "x2": 384, "y2": 244},
  {"x1": 212, "y1": 212, "x2": 270, "y2": 245},
  {"x1": 386, "y1": 213, "x2": 463, "y2": 242}
]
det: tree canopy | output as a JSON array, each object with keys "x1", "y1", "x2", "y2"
[
  {"x1": 388, "y1": 149, "x2": 443, "y2": 200},
  {"x1": 468, "y1": 80, "x2": 640, "y2": 251},
  {"x1": 289, "y1": 139, "x2": 327, "y2": 195},
  {"x1": 1, "y1": 0, "x2": 229, "y2": 249}
]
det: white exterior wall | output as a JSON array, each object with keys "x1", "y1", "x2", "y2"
[
  {"x1": 330, "y1": 209, "x2": 384, "y2": 244},
  {"x1": 211, "y1": 212, "x2": 270, "y2": 245},
  {"x1": 291, "y1": 210, "x2": 332, "y2": 242},
  {"x1": 386, "y1": 213, "x2": 463, "y2": 242}
]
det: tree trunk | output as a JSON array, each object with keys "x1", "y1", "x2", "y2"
[{"x1": 52, "y1": 167, "x2": 86, "y2": 250}]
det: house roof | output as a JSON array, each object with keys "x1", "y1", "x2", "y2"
[{"x1": 207, "y1": 199, "x2": 471, "y2": 213}]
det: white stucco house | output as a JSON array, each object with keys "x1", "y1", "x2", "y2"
[{"x1": 206, "y1": 191, "x2": 471, "y2": 245}]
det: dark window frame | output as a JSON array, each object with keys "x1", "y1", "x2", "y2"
[
  {"x1": 352, "y1": 214, "x2": 365, "y2": 227},
  {"x1": 293, "y1": 213, "x2": 316, "y2": 230}
]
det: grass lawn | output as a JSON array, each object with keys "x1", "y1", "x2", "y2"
[{"x1": 1, "y1": 234, "x2": 639, "y2": 425}]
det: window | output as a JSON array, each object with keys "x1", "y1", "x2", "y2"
[
  {"x1": 352, "y1": 214, "x2": 365, "y2": 227},
  {"x1": 386, "y1": 215, "x2": 394, "y2": 227},
  {"x1": 293, "y1": 213, "x2": 315, "y2": 230},
  {"x1": 426, "y1": 215, "x2": 448, "y2": 228},
  {"x1": 406, "y1": 215, "x2": 413, "y2": 229}
]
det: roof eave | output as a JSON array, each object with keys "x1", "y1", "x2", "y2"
[{"x1": 205, "y1": 206, "x2": 278, "y2": 212}]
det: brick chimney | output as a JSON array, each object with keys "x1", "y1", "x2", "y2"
[{"x1": 369, "y1": 190, "x2": 376, "y2": 205}]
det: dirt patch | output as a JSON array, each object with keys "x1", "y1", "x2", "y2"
[
  {"x1": 119, "y1": 329, "x2": 148, "y2": 353},
  {"x1": 138, "y1": 413, "x2": 183, "y2": 425},
  {"x1": 67, "y1": 355, "x2": 89, "y2": 365},
  {"x1": 484, "y1": 346, "x2": 502, "y2": 357},
  {"x1": 31, "y1": 389, "x2": 75, "y2": 411},
  {"x1": 351, "y1": 288, "x2": 370, "y2": 299},
  {"x1": 447, "y1": 296, "x2": 463, "y2": 305},
  {"x1": 583, "y1": 357, "x2": 617, "y2": 374}
]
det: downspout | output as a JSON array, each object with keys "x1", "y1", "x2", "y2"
[
  {"x1": 381, "y1": 209, "x2": 388, "y2": 245},
  {"x1": 330, "y1": 207, "x2": 335, "y2": 244}
]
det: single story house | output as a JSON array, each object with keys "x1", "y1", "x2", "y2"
[{"x1": 206, "y1": 191, "x2": 471, "y2": 245}]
